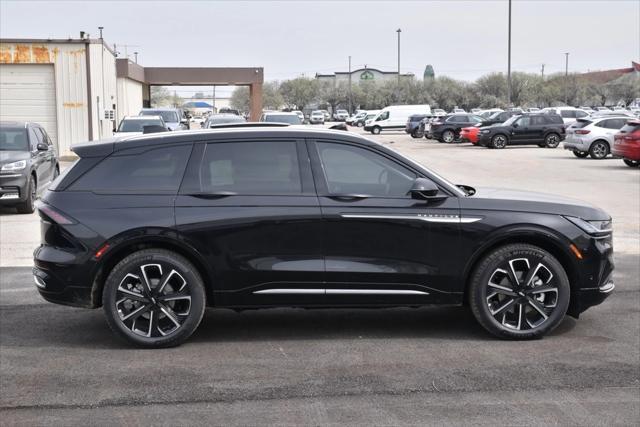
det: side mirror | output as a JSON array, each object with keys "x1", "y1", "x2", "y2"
[
  {"x1": 409, "y1": 178, "x2": 447, "y2": 202},
  {"x1": 36, "y1": 143, "x2": 48, "y2": 151},
  {"x1": 143, "y1": 125, "x2": 168, "y2": 134},
  {"x1": 512, "y1": 122, "x2": 519, "y2": 128}
]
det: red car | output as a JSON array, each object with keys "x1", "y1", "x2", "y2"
[
  {"x1": 459, "y1": 126, "x2": 480, "y2": 144},
  {"x1": 612, "y1": 120, "x2": 640, "y2": 167}
]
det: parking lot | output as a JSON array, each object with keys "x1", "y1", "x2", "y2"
[{"x1": 1, "y1": 129, "x2": 639, "y2": 425}]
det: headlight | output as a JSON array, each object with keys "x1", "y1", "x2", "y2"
[
  {"x1": 1, "y1": 160, "x2": 27, "y2": 171},
  {"x1": 564, "y1": 216, "x2": 612, "y2": 237}
]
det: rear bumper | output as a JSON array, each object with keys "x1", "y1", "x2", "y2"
[
  {"x1": 611, "y1": 143, "x2": 640, "y2": 160},
  {"x1": 563, "y1": 137, "x2": 590, "y2": 152}
]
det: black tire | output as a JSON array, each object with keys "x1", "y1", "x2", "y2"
[
  {"x1": 356, "y1": 122, "x2": 363, "y2": 127},
  {"x1": 16, "y1": 176, "x2": 36, "y2": 214},
  {"x1": 589, "y1": 140, "x2": 609, "y2": 159},
  {"x1": 411, "y1": 130, "x2": 423, "y2": 139},
  {"x1": 491, "y1": 134, "x2": 508, "y2": 149},
  {"x1": 572, "y1": 150, "x2": 589, "y2": 158},
  {"x1": 442, "y1": 130, "x2": 455, "y2": 143},
  {"x1": 371, "y1": 126, "x2": 381, "y2": 135},
  {"x1": 623, "y1": 159, "x2": 640, "y2": 167},
  {"x1": 102, "y1": 249, "x2": 206, "y2": 348},
  {"x1": 469, "y1": 244, "x2": 570, "y2": 339},
  {"x1": 544, "y1": 133, "x2": 561, "y2": 148}
]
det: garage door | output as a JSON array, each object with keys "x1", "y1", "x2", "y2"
[{"x1": 0, "y1": 64, "x2": 58, "y2": 150}]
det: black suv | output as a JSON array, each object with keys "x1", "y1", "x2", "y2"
[
  {"x1": 477, "y1": 113, "x2": 565, "y2": 149},
  {"x1": 0, "y1": 122, "x2": 59, "y2": 213},
  {"x1": 428, "y1": 114, "x2": 485, "y2": 143},
  {"x1": 481, "y1": 110, "x2": 521, "y2": 126},
  {"x1": 34, "y1": 127, "x2": 614, "y2": 347}
]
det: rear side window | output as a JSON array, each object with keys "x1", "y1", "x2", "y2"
[
  {"x1": 71, "y1": 145, "x2": 192, "y2": 193},
  {"x1": 544, "y1": 115, "x2": 563, "y2": 124},
  {"x1": 572, "y1": 120, "x2": 592, "y2": 129},
  {"x1": 199, "y1": 141, "x2": 302, "y2": 194},
  {"x1": 560, "y1": 110, "x2": 576, "y2": 118},
  {"x1": 531, "y1": 116, "x2": 548, "y2": 126}
]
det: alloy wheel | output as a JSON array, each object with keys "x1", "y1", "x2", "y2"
[
  {"x1": 546, "y1": 134, "x2": 560, "y2": 148},
  {"x1": 590, "y1": 142, "x2": 608, "y2": 159},
  {"x1": 443, "y1": 131, "x2": 455, "y2": 143},
  {"x1": 485, "y1": 258, "x2": 559, "y2": 331},
  {"x1": 492, "y1": 135, "x2": 507, "y2": 148},
  {"x1": 115, "y1": 264, "x2": 192, "y2": 338}
]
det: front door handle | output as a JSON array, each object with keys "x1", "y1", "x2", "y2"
[
  {"x1": 327, "y1": 194, "x2": 370, "y2": 201},
  {"x1": 185, "y1": 191, "x2": 237, "y2": 199}
]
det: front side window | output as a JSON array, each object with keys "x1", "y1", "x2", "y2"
[
  {"x1": 72, "y1": 145, "x2": 192, "y2": 193},
  {"x1": 317, "y1": 142, "x2": 416, "y2": 198},
  {"x1": 376, "y1": 111, "x2": 389, "y2": 121},
  {"x1": 199, "y1": 141, "x2": 301, "y2": 194},
  {"x1": 517, "y1": 117, "x2": 531, "y2": 127}
]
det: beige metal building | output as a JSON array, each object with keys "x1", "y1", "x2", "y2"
[{"x1": 0, "y1": 38, "x2": 117, "y2": 157}]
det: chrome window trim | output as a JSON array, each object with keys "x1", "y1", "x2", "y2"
[{"x1": 340, "y1": 214, "x2": 482, "y2": 224}]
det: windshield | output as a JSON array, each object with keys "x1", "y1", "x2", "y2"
[
  {"x1": 118, "y1": 119, "x2": 164, "y2": 132},
  {"x1": 0, "y1": 128, "x2": 29, "y2": 151},
  {"x1": 311, "y1": 111, "x2": 323, "y2": 116},
  {"x1": 207, "y1": 115, "x2": 245, "y2": 125},
  {"x1": 141, "y1": 110, "x2": 179, "y2": 123},
  {"x1": 264, "y1": 114, "x2": 301, "y2": 124},
  {"x1": 503, "y1": 115, "x2": 521, "y2": 126}
]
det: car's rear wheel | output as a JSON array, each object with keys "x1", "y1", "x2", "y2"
[
  {"x1": 103, "y1": 249, "x2": 206, "y2": 348},
  {"x1": 589, "y1": 140, "x2": 609, "y2": 159},
  {"x1": 572, "y1": 150, "x2": 589, "y2": 158},
  {"x1": 623, "y1": 159, "x2": 639, "y2": 167},
  {"x1": 411, "y1": 129, "x2": 423, "y2": 139},
  {"x1": 356, "y1": 122, "x2": 363, "y2": 127},
  {"x1": 442, "y1": 130, "x2": 455, "y2": 143},
  {"x1": 545, "y1": 133, "x2": 561, "y2": 148},
  {"x1": 16, "y1": 176, "x2": 36, "y2": 214},
  {"x1": 469, "y1": 244, "x2": 570, "y2": 339},
  {"x1": 491, "y1": 134, "x2": 508, "y2": 149}
]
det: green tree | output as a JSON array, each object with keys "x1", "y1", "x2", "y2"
[
  {"x1": 279, "y1": 77, "x2": 318, "y2": 111},
  {"x1": 319, "y1": 81, "x2": 348, "y2": 114}
]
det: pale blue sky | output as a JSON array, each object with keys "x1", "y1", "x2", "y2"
[{"x1": 2, "y1": 0, "x2": 639, "y2": 95}]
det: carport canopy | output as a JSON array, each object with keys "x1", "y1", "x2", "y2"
[{"x1": 116, "y1": 59, "x2": 263, "y2": 120}]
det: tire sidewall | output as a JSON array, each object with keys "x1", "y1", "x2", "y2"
[
  {"x1": 102, "y1": 249, "x2": 206, "y2": 347},
  {"x1": 372, "y1": 126, "x2": 381, "y2": 135},
  {"x1": 589, "y1": 141, "x2": 609, "y2": 159},
  {"x1": 443, "y1": 130, "x2": 455, "y2": 143},
  {"x1": 492, "y1": 134, "x2": 507, "y2": 149},
  {"x1": 469, "y1": 244, "x2": 570, "y2": 339},
  {"x1": 545, "y1": 133, "x2": 560, "y2": 148}
]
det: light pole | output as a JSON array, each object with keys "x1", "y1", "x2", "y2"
[
  {"x1": 507, "y1": 0, "x2": 512, "y2": 106},
  {"x1": 564, "y1": 52, "x2": 570, "y2": 105},
  {"x1": 348, "y1": 55, "x2": 352, "y2": 114},
  {"x1": 396, "y1": 28, "x2": 401, "y2": 102}
]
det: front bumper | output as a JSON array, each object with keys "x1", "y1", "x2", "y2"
[
  {"x1": 476, "y1": 133, "x2": 493, "y2": 146},
  {"x1": 0, "y1": 172, "x2": 28, "y2": 204}
]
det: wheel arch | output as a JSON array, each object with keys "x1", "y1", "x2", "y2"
[
  {"x1": 461, "y1": 228, "x2": 581, "y2": 317},
  {"x1": 90, "y1": 236, "x2": 214, "y2": 308}
]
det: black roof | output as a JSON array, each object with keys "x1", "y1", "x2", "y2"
[{"x1": 72, "y1": 126, "x2": 376, "y2": 158}]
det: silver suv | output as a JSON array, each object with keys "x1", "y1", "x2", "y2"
[{"x1": 564, "y1": 116, "x2": 628, "y2": 159}]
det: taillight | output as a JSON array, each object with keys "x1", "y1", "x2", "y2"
[
  {"x1": 36, "y1": 201, "x2": 75, "y2": 225},
  {"x1": 575, "y1": 130, "x2": 590, "y2": 135}
]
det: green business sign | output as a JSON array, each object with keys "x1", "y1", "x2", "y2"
[{"x1": 360, "y1": 70, "x2": 375, "y2": 80}]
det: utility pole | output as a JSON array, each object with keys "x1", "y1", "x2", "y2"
[
  {"x1": 507, "y1": 0, "x2": 512, "y2": 106},
  {"x1": 396, "y1": 28, "x2": 402, "y2": 102},
  {"x1": 564, "y1": 52, "x2": 570, "y2": 105},
  {"x1": 133, "y1": 52, "x2": 138, "y2": 64},
  {"x1": 348, "y1": 55, "x2": 352, "y2": 114},
  {"x1": 541, "y1": 63, "x2": 545, "y2": 80}
]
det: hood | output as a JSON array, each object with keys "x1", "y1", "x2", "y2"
[
  {"x1": 0, "y1": 150, "x2": 30, "y2": 164},
  {"x1": 468, "y1": 187, "x2": 609, "y2": 220}
]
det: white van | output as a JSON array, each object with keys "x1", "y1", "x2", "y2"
[{"x1": 364, "y1": 105, "x2": 431, "y2": 134}]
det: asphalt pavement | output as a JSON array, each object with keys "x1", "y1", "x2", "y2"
[{"x1": 1, "y1": 128, "x2": 639, "y2": 425}]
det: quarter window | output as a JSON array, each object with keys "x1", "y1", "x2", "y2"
[
  {"x1": 317, "y1": 142, "x2": 416, "y2": 198},
  {"x1": 71, "y1": 145, "x2": 192, "y2": 193},
  {"x1": 199, "y1": 141, "x2": 302, "y2": 194}
]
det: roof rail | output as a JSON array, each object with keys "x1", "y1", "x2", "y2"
[{"x1": 207, "y1": 122, "x2": 290, "y2": 129}]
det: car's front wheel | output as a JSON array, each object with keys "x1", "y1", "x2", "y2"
[
  {"x1": 491, "y1": 134, "x2": 508, "y2": 149},
  {"x1": 371, "y1": 126, "x2": 381, "y2": 135},
  {"x1": 16, "y1": 176, "x2": 36, "y2": 214},
  {"x1": 103, "y1": 249, "x2": 206, "y2": 348},
  {"x1": 623, "y1": 159, "x2": 639, "y2": 167},
  {"x1": 572, "y1": 150, "x2": 589, "y2": 158},
  {"x1": 469, "y1": 244, "x2": 570, "y2": 339}
]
